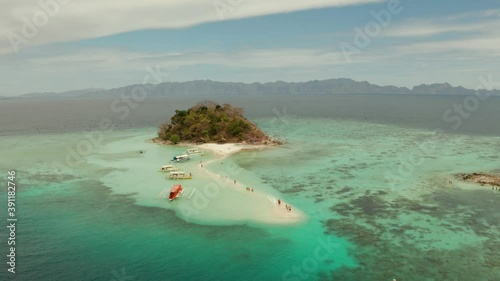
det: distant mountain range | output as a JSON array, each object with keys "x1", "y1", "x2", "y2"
[
  {"x1": 18, "y1": 88, "x2": 106, "y2": 98},
  {"x1": 7, "y1": 79, "x2": 500, "y2": 99}
]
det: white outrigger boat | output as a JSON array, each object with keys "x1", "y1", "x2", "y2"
[
  {"x1": 160, "y1": 164, "x2": 180, "y2": 172},
  {"x1": 186, "y1": 148, "x2": 201, "y2": 154},
  {"x1": 170, "y1": 154, "x2": 190, "y2": 162},
  {"x1": 167, "y1": 171, "x2": 193, "y2": 180}
]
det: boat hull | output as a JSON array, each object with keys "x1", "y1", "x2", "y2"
[{"x1": 168, "y1": 184, "x2": 183, "y2": 201}]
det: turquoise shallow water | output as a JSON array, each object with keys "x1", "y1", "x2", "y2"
[
  {"x1": 0, "y1": 128, "x2": 356, "y2": 281},
  {"x1": 0, "y1": 96, "x2": 499, "y2": 280}
]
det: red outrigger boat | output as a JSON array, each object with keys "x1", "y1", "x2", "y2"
[{"x1": 169, "y1": 184, "x2": 183, "y2": 201}]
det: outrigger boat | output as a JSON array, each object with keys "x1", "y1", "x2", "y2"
[
  {"x1": 160, "y1": 164, "x2": 180, "y2": 172},
  {"x1": 170, "y1": 154, "x2": 190, "y2": 162},
  {"x1": 168, "y1": 171, "x2": 193, "y2": 180},
  {"x1": 186, "y1": 148, "x2": 202, "y2": 154},
  {"x1": 157, "y1": 184, "x2": 195, "y2": 201},
  {"x1": 168, "y1": 184, "x2": 183, "y2": 201}
]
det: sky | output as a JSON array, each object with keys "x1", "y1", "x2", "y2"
[{"x1": 1, "y1": 0, "x2": 500, "y2": 96}]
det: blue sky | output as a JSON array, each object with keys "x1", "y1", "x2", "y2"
[{"x1": 1, "y1": 0, "x2": 499, "y2": 95}]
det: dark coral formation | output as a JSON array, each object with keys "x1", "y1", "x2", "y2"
[
  {"x1": 323, "y1": 189, "x2": 500, "y2": 280},
  {"x1": 456, "y1": 172, "x2": 500, "y2": 187}
]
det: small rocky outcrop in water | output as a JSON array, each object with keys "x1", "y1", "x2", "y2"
[
  {"x1": 156, "y1": 101, "x2": 278, "y2": 144},
  {"x1": 456, "y1": 173, "x2": 500, "y2": 187}
]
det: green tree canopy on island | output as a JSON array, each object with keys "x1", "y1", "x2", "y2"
[{"x1": 158, "y1": 101, "x2": 269, "y2": 143}]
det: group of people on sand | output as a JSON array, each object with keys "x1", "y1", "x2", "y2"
[
  {"x1": 201, "y1": 160, "x2": 258, "y2": 192},
  {"x1": 201, "y1": 158, "x2": 297, "y2": 212},
  {"x1": 277, "y1": 199, "x2": 292, "y2": 212}
]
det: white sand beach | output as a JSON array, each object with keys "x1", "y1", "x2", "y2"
[
  {"x1": 192, "y1": 157, "x2": 306, "y2": 224},
  {"x1": 196, "y1": 143, "x2": 272, "y2": 157},
  {"x1": 162, "y1": 143, "x2": 307, "y2": 225}
]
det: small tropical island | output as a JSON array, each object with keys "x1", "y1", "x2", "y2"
[
  {"x1": 151, "y1": 101, "x2": 305, "y2": 225},
  {"x1": 155, "y1": 101, "x2": 279, "y2": 145}
]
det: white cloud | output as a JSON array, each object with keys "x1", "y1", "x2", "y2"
[
  {"x1": 394, "y1": 38, "x2": 500, "y2": 55},
  {"x1": 384, "y1": 9, "x2": 500, "y2": 37},
  {"x1": 0, "y1": 0, "x2": 382, "y2": 54},
  {"x1": 371, "y1": 9, "x2": 500, "y2": 59},
  {"x1": 20, "y1": 46, "x2": 374, "y2": 72}
]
